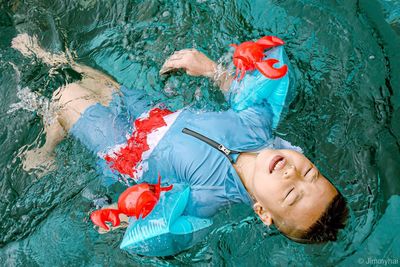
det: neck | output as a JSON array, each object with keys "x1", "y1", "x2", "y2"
[{"x1": 233, "y1": 152, "x2": 257, "y2": 197}]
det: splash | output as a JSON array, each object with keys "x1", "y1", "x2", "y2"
[
  {"x1": 8, "y1": 33, "x2": 70, "y2": 124},
  {"x1": 8, "y1": 87, "x2": 59, "y2": 126},
  {"x1": 212, "y1": 51, "x2": 236, "y2": 89},
  {"x1": 7, "y1": 61, "x2": 59, "y2": 125}
]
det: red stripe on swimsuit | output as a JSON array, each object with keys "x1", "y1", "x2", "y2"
[{"x1": 104, "y1": 107, "x2": 173, "y2": 178}]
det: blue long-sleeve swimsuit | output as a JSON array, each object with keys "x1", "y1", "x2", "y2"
[{"x1": 69, "y1": 46, "x2": 299, "y2": 255}]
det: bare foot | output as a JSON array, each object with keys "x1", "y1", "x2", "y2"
[
  {"x1": 11, "y1": 33, "x2": 69, "y2": 66},
  {"x1": 22, "y1": 147, "x2": 56, "y2": 178}
]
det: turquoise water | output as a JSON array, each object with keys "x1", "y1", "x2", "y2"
[{"x1": 0, "y1": 0, "x2": 399, "y2": 266}]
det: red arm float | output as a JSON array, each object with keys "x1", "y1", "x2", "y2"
[
  {"x1": 90, "y1": 175, "x2": 173, "y2": 230},
  {"x1": 134, "y1": 191, "x2": 158, "y2": 219},
  {"x1": 255, "y1": 59, "x2": 288, "y2": 80},
  {"x1": 255, "y1": 36, "x2": 285, "y2": 49},
  {"x1": 230, "y1": 36, "x2": 288, "y2": 80},
  {"x1": 90, "y1": 209, "x2": 121, "y2": 231}
]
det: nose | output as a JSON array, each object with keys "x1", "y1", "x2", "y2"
[{"x1": 283, "y1": 164, "x2": 296, "y2": 179}]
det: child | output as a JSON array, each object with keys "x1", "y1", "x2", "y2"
[{"x1": 14, "y1": 34, "x2": 347, "y2": 255}]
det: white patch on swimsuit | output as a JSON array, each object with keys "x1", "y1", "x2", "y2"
[
  {"x1": 101, "y1": 109, "x2": 182, "y2": 180},
  {"x1": 133, "y1": 110, "x2": 182, "y2": 180}
]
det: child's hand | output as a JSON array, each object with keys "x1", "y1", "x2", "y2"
[
  {"x1": 160, "y1": 49, "x2": 217, "y2": 78},
  {"x1": 94, "y1": 203, "x2": 129, "y2": 234}
]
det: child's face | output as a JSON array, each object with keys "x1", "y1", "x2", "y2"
[{"x1": 252, "y1": 149, "x2": 338, "y2": 234}]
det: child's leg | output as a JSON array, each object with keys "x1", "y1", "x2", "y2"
[
  {"x1": 71, "y1": 63, "x2": 120, "y2": 100},
  {"x1": 12, "y1": 33, "x2": 120, "y2": 102},
  {"x1": 22, "y1": 118, "x2": 66, "y2": 173},
  {"x1": 22, "y1": 82, "x2": 97, "y2": 173},
  {"x1": 52, "y1": 82, "x2": 100, "y2": 131},
  {"x1": 11, "y1": 33, "x2": 69, "y2": 66},
  {"x1": 41, "y1": 119, "x2": 67, "y2": 154},
  {"x1": 23, "y1": 80, "x2": 116, "y2": 174},
  {"x1": 12, "y1": 33, "x2": 126, "y2": 174}
]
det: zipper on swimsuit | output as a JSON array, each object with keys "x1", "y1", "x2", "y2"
[{"x1": 182, "y1": 127, "x2": 240, "y2": 164}]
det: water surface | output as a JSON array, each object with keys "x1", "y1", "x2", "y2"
[{"x1": 0, "y1": 0, "x2": 399, "y2": 265}]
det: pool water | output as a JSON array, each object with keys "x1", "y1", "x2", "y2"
[{"x1": 0, "y1": 0, "x2": 399, "y2": 265}]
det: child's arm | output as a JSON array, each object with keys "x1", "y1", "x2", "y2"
[
  {"x1": 159, "y1": 49, "x2": 234, "y2": 92},
  {"x1": 161, "y1": 47, "x2": 294, "y2": 129}
]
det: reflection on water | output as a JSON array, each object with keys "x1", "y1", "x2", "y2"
[{"x1": 0, "y1": 0, "x2": 399, "y2": 265}]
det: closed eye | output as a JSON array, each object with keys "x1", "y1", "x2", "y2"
[
  {"x1": 285, "y1": 187, "x2": 294, "y2": 200},
  {"x1": 304, "y1": 167, "x2": 312, "y2": 177}
]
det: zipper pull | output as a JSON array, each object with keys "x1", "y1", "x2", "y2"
[{"x1": 218, "y1": 144, "x2": 231, "y2": 155}]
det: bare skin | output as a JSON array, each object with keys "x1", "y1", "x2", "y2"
[
  {"x1": 23, "y1": 68, "x2": 119, "y2": 172},
  {"x1": 14, "y1": 35, "x2": 337, "y2": 236},
  {"x1": 159, "y1": 49, "x2": 234, "y2": 92},
  {"x1": 18, "y1": 41, "x2": 224, "y2": 174},
  {"x1": 234, "y1": 150, "x2": 338, "y2": 237},
  {"x1": 161, "y1": 51, "x2": 338, "y2": 237}
]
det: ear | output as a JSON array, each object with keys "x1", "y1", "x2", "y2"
[{"x1": 253, "y1": 202, "x2": 273, "y2": 226}]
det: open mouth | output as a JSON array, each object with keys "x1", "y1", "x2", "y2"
[{"x1": 269, "y1": 155, "x2": 286, "y2": 174}]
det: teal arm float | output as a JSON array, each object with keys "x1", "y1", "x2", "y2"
[
  {"x1": 227, "y1": 46, "x2": 296, "y2": 129},
  {"x1": 120, "y1": 184, "x2": 213, "y2": 257}
]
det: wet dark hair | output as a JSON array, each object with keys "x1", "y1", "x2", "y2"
[{"x1": 284, "y1": 193, "x2": 349, "y2": 244}]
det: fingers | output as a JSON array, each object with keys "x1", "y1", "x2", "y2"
[
  {"x1": 160, "y1": 51, "x2": 191, "y2": 75},
  {"x1": 159, "y1": 59, "x2": 186, "y2": 75},
  {"x1": 165, "y1": 48, "x2": 198, "y2": 62},
  {"x1": 159, "y1": 48, "x2": 199, "y2": 75}
]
